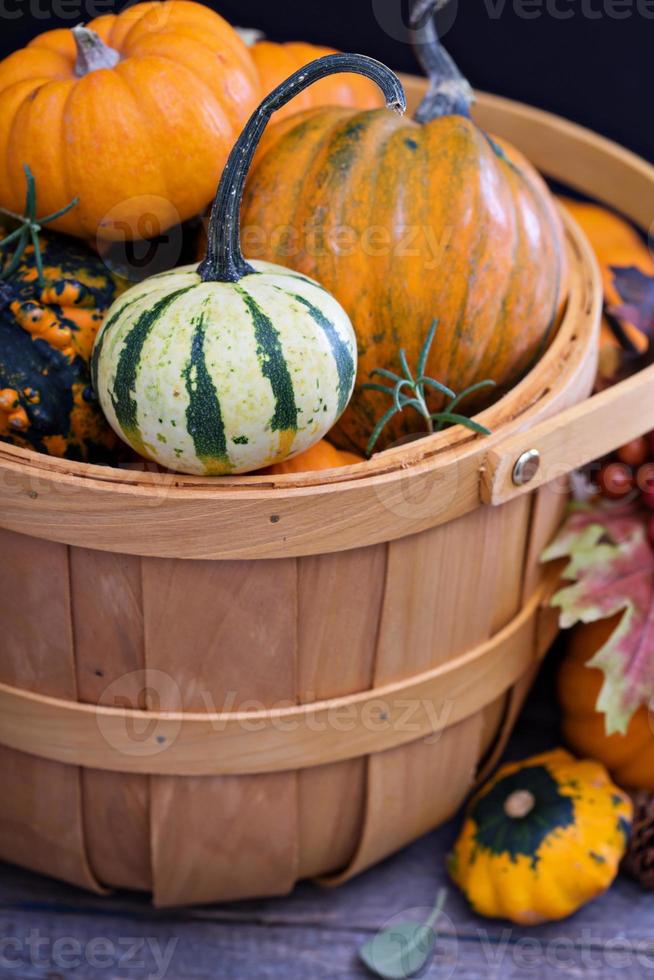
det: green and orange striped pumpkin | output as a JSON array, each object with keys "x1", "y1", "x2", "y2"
[
  {"x1": 92, "y1": 258, "x2": 357, "y2": 475},
  {"x1": 92, "y1": 56, "x2": 403, "y2": 475},
  {"x1": 242, "y1": 0, "x2": 569, "y2": 452}
]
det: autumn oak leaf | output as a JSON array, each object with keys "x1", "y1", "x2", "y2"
[
  {"x1": 610, "y1": 265, "x2": 654, "y2": 340},
  {"x1": 542, "y1": 504, "x2": 654, "y2": 735}
]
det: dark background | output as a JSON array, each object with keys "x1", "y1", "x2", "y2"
[{"x1": 1, "y1": 0, "x2": 651, "y2": 161}]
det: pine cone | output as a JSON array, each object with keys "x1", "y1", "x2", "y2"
[{"x1": 622, "y1": 791, "x2": 654, "y2": 890}]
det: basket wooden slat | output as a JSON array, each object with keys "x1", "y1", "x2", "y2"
[
  {"x1": 0, "y1": 530, "x2": 106, "y2": 895},
  {"x1": 72, "y1": 547, "x2": 151, "y2": 892}
]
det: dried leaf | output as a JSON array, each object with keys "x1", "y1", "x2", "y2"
[
  {"x1": 359, "y1": 890, "x2": 447, "y2": 979},
  {"x1": 542, "y1": 504, "x2": 654, "y2": 734}
]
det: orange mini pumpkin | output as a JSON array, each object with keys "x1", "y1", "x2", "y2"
[
  {"x1": 266, "y1": 439, "x2": 363, "y2": 474},
  {"x1": 559, "y1": 619, "x2": 654, "y2": 791},
  {"x1": 251, "y1": 40, "x2": 383, "y2": 122},
  {"x1": 558, "y1": 198, "x2": 651, "y2": 355},
  {"x1": 558, "y1": 198, "x2": 654, "y2": 309},
  {"x1": 242, "y1": 1, "x2": 568, "y2": 452},
  {"x1": 0, "y1": 1, "x2": 259, "y2": 242}
]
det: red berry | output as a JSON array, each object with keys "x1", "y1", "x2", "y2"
[
  {"x1": 648, "y1": 431, "x2": 654, "y2": 456},
  {"x1": 617, "y1": 437, "x2": 649, "y2": 467},
  {"x1": 637, "y1": 462, "x2": 654, "y2": 494},
  {"x1": 648, "y1": 516, "x2": 654, "y2": 545},
  {"x1": 598, "y1": 462, "x2": 634, "y2": 499},
  {"x1": 644, "y1": 491, "x2": 654, "y2": 511}
]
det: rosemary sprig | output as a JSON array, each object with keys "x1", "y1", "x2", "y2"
[
  {"x1": 0, "y1": 165, "x2": 78, "y2": 287},
  {"x1": 361, "y1": 320, "x2": 496, "y2": 456}
]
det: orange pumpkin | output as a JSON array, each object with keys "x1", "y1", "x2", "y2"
[
  {"x1": 0, "y1": 1, "x2": 260, "y2": 242},
  {"x1": 242, "y1": 2, "x2": 568, "y2": 452},
  {"x1": 266, "y1": 439, "x2": 363, "y2": 474},
  {"x1": 559, "y1": 619, "x2": 654, "y2": 791},
  {"x1": 558, "y1": 198, "x2": 654, "y2": 308},
  {"x1": 558, "y1": 197, "x2": 650, "y2": 354},
  {"x1": 251, "y1": 41, "x2": 383, "y2": 122}
]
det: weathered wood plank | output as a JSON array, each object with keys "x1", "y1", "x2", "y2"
[
  {"x1": 0, "y1": 821, "x2": 651, "y2": 940},
  {"x1": 0, "y1": 901, "x2": 652, "y2": 980}
]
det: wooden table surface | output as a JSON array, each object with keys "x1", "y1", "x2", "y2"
[{"x1": 1, "y1": 650, "x2": 652, "y2": 980}]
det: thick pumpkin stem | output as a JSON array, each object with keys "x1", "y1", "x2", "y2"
[
  {"x1": 504, "y1": 789, "x2": 536, "y2": 819},
  {"x1": 410, "y1": 0, "x2": 473, "y2": 122},
  {"x1": 73, "y1": 25, "x2": 120, "y2": 77},
  {"x1": 198, "y1": 53, "x2": 406, "y2": 284}
]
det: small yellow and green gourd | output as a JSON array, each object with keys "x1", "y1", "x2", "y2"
[
  {"x1": 449, "y1": 749, "x2": 632, "y2": 924},
  {"x1": 0, "y1": 168, "x2": 123, "y2": 461},
  {"x1": 93, "y1": 55, "x2": 404, "y2": 475}
]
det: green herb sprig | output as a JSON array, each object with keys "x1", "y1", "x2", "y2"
[
  {"x1": 0, "y1": 164, "x2": 78, "y2": 287},
  {"x1": 361, "y1": 320, "x2": 495, "y2": 456}
]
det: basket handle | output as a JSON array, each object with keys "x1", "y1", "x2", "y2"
[{"x1": 482, "y1": 361, "x2": 654, "y2": 504}]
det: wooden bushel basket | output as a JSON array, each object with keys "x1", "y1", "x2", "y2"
[{"x1": 1, "y1": 78, "x2": 653, "y2": 907}]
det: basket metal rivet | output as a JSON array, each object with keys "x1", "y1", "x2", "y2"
[{"x1": 512, "y1": 449, "x2": 540, "y2": 486}]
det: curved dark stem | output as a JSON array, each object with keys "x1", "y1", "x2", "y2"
[
  {"x1": 410, "y1": 0, "x2": 473, "y2": 122},
  {"x1": 198, "y1": 53, "x2": 406, "y2": 284}
]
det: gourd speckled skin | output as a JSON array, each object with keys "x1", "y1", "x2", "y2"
[
  {"x1": 0, "y1": 229, "x2": 122, "y2": 461},
  {"x1": 560, "y1": 620, "x2": 654, "y2": 792},
  {"x1": 251, "y1": 40, "x2": 383, "y2": 123},
  {"x1": 449, "y1": 749, "x2": 632, "y2": 925},
  {"x1": 0, "y1": 1, "x2": 259, "y2": 241},
  {"x1": 241, "y1": 0, "x2": 568, "y2": 453},
  {"x1": 93, "y1": 55, "x2": 403, "y2": 476}
]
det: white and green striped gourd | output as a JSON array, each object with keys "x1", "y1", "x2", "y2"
[{"x1": 92, "y1": 54, "x2": 406, "y2": 475}]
